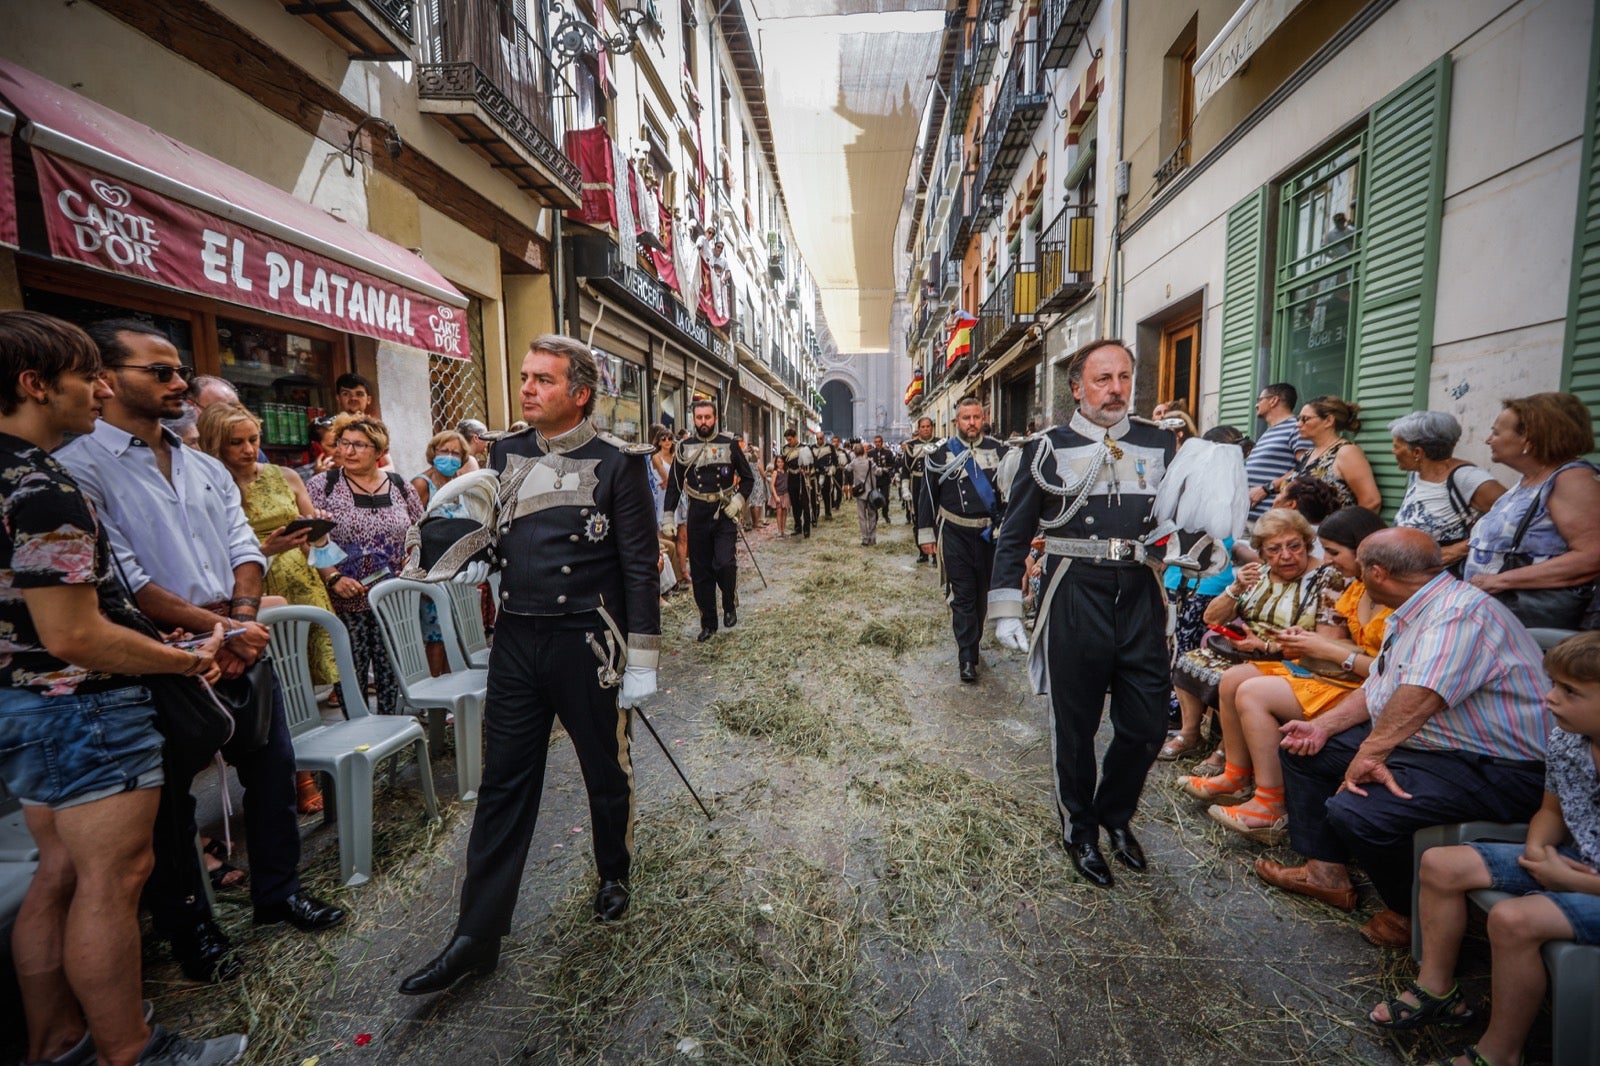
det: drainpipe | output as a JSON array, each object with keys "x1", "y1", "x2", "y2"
[{"x1": 1110, "y1": 0, "x2": 1128, "y2": 337}]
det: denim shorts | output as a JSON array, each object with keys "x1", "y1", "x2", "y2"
[
  {"x1": 1467, "y1": 841, "x2": 1600, "y2": 944},
  {"x1": 0, "y1": 684, "x2": 165, "y2": 809}
]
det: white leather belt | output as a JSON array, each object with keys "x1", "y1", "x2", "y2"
[
  {"x1": 685, "y1": 486, "x2": 731, "y2": 503},
  {"x1": 939, "y1": 508, "x2": 991, "y2": 529},
  {"x1": 1044, "y1": 536, "x2": 1148, "y2": 563}
]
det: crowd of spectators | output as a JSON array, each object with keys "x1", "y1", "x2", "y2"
[{"x1": 1159, "y1": 379, "x2": 1598, "y2": 1066}]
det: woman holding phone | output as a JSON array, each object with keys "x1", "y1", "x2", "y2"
[
  {"x1": 308, "y1": 414, "x2": 423, "y2": 720},
  {"x1": 199, "y1": 402, "x2": 337, "y2": 814}
]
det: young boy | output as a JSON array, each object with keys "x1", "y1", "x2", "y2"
[{"x1": 1364, "y1": 629, "x2": 1600, "y2": 1066}]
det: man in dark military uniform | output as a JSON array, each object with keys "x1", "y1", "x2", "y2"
[
  {"x1": 780, "y1": 428, "x2": 813, "y2": 538},
  {"x1": 664, "y1": 399, "x2": 755, "y2": 642},
  {"x1": 400, "y1": 334, "x2": 661, "y2": 995},
  {"x1": 917, "y1": 398, "x2": 1007, "y2": 683},
  {"x1": 903, "y1": 416, "x2": 936, "y2": 560},
  {"x1": 829, "y1": 435, "x2": 847, "y2": 512},
  {"x1": 866, "y1": 435, "x2": 896, "y2": 525},
  {"x1": 810, "y1": 431, "x2": 838, "y2": 522},
  {"x1": 989, "y1": 340, "x2": 1176, "y2": 891}
]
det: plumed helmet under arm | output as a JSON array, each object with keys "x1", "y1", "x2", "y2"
[{"x1": 402, "y1": 469, "x2": 502, "y2": 581}]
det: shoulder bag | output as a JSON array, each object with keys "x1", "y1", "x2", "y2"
[{"x1": 1494, "y1": 474, "x2": 1596, "y2": 630}]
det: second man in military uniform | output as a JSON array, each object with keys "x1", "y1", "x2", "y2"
[{"x1": 664, "y1": 399, "x2": 755, "y2": 641}]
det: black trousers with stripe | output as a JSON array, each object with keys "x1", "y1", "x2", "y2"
[
  {"x1": 940, "y1": 521, "x2": 994, "y2": 667},
  {"x1": 1042, "y1": 562, "x2": 1170, "y2": 844},
  {"x1": 455, "y1": 612, "x2": 634, "y2": 938}
]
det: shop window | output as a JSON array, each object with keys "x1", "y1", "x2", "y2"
[
  {"x1": 21, "y1": 288, "x2": 197, "y2": 369},
  {"x1": 216, "y1": 317, "x2": 338, "y2": 463},
  {"x1": 1272, "y1": 135, "x2": 1363, "y2": 403},
  {"x1": 591, "y1": 349, "x2": 644, "y2": 440},
  {"x1": 429, "y1": 297, "x2": 488, "y2": 434}
]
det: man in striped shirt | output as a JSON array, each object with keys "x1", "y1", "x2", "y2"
[
  {"x1": 1254, "y1": 528, "x2": 1550, "y2": 947},
  {"x1": 1244, "y1": 382, "x2": 1308, "y2": 520}
]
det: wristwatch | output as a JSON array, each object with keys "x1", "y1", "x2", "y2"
[{"x1": 1341, "y1": 650, "x2": 1359, "y2": 672}]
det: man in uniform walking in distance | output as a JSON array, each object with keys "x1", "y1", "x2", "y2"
[
  {"x1": 663, "y1": 399, "x2": 755, "y2": 642},
  {"x1": 780, "y1": 428, "x2": 813, "y2": 539},
  {"x1": 866, "y1": 435, "x2": 897, "y2": 526},
  {"x1": 810, "y1": 431, "x2": 838, "y2": 522},
  {"x1": 829, "y1": 434, "x2": 847, "y2": 512},
  {"x1": 989, "y1": 340, "x2": 1177, "y2": 889},
  {"x1": 903, "y1": 416, "x2": 937, "y2": 562},
  {"x1": 400, "y1": 334, "x2": 660, "y2": 995},
  {"x1": 918, "y1": 397, "x2": 1008, "y2": 683}
]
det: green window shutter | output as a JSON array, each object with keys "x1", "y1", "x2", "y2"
[
  {"x1": 1563, "y1": 11, "x2": 1600, "y2": 448},
  {"x1": 1351, "y1": 56, "x2": 1452, "y2": 515},
  {"x1": 1217, "y1": 187, "x2": 1269, "y2": 430}
]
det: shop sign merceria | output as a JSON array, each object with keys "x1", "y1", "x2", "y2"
[{"x1": 37, "y1": 152, "x2": 467, "y2": 359}]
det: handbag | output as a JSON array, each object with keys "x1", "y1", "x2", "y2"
[
  {"x1": 1201, "y1": 630, "x2": 1282, "y2": 664},
  {"x1": 1494, "y1": 481, "x2": 1597, "y2": 630},
  {"x1": 213, "y1": 656, "x2": 276, "y2": 758}
]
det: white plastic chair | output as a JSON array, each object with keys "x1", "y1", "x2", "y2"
[
  {"x1": 260, "y1": 605, "x2": 439, "y2": 886},
  {"x1": 445, "y1": 580, "x2": 492, "y2": 669},
  {"x1": 367, "y1": 579, "x2": 489, "y2": 802}
]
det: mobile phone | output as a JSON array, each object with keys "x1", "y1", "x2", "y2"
[
  {"x1": 1281, "y1": 660, "x2": 1315, "y2": 678},
  {"x1": 282, "y1": 517, "x2": 336, "y2": 541},
  {"x1": 1208, "y1": 622, "x2": 1248, "y2": 641},
  {"x1": 171, "y1": 627, "x2": 247, "y2": 649},
  {"x1": 359, "y1": 568, "x2": 392, "y2": 587}
]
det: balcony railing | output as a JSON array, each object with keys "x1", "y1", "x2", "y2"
[
  {"x1": 1038, "y1": 201, "x2": 1095, "y2": 312},
  {"x1": 1154, "y1": 138, "x2": 1190, "y2": 189},
  {"x1": 975, "y1": 261, "x2": 1038, "y2": 361},
  {"x1": 980, "y1": 38, "x2": 1048, "y2": 198},
  {"x1": 942, "y1": 257, "x2": 961, "y2": 296},
  {"x1": 1040, "y1": 0, "x2": 1102, "y2": 69},
  {"x1": 278, "y1": 0, "x2": 414, "y2": 60},
  {"x1": 952, "y1": 9, "x2": 1001, "y2": 117},
  {"x1": 950, "y1": 166, "x2": 980, "y2": 257},
  {"x1": 417, "y1": 0, "x2": 580, "y2": 207},
  {"x1": 768, "y1": 232, "x2": 786, "y2": 281}
]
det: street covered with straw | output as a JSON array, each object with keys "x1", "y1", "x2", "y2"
[{"x1": 125, "y1": 516, "x2": 1503, "y2": 1064}]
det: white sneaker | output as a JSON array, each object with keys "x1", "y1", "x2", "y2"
[{"x1": 135, "y1": 1026, "x2": 247, "y2": 1066}]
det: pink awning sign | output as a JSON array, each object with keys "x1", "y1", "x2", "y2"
[
  {"x1": 0, "y1": 60, "x2": 468, "y2": 358},
  {"x1": 0, "y1": 102, "x2": 17, "y2": 250}
]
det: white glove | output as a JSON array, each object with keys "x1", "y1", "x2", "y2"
[
  {"x1": 619, "y1": 665, "x2": 657, "y2": 709},
  {"x1": 661, "y1": 518, "x2": 678, "y2": 538},
  {"x1": 721, "y1": 493, "x2": 745, "y2": 520},
  {"x1": 996, "y1": 617, "x2": 1028, "y2": 651},
  {"x1": 452, "y1": 560, "x2": 490, "y2": 585}
]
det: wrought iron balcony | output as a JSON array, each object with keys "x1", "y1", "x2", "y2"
[
  {"x1": 941, "y1": 257, "x2": 961, "y2": 297},
  {"x1": 1040, "y1": 0, "x2": 1101, "y2": 69},
  {"x1": 975, "y1": 261, "x2": 1038, "y2": 361},
  {"x1": 1154, "y1": 138, "x2": 1190, "y2": 189},
  {"x1": 417, "y1": 0, "x2": 580, "y2": 208},
  {"x1": 950, "y1": 166, "x2": 980, "y2": 257},
  {"x1": 980, "y1": 38, "x2": 1048, "y2": 198},
  {"x1": 952, "y1": 9, "x2": 1001, "y2": 118},
  {"x1": 279, "y1": 0, "x2": 414, "y2": 59},
  {"x1": 1037, "y1": 201, "x2": 1095, "y2": 312},
  {"x1": 768, "y1": 232, "x2": 786, "y2": 281}
]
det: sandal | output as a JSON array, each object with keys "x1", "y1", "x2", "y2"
[
  {"x1": 1368, "y1": 980, "x2": 1476, "y2": 1031},
  {"x1": 1193, "y1": 747, "x2": 1226, "y2": 777},
  {"x1": 1206, "y1": 800, "x2": 1288, "y2": 845},
  {"x1": 1180, "y1": 771, "x2": 1252, "y2": 803},
  {"x1": 1158, "y1": 733, "x2": 1201, "y2": 761},
  {"x1": 296, "y1": 771, "x2": 325, "y2": 815},
  {"x1": 201, "y1": 839, "x2": 248, "y2": 891}
]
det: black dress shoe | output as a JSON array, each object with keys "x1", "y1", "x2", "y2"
[
  {"x1": 724, "y1": 608, "x2": 737, "y2": 628},
  {"x1": 697, "y1": 627, "x2": 714, "y2": 642},
  {"x1": 253, "y1": 892, "x2": 345, "y2": 932},
  {"x1": 1106, "y1": 826, "x2": 1147, "y2": 871},
  {"x1": 1067, "y1": 840, "x2": 1115, "y2": 888},
  {"x1": 398, "y1": 934, "x2": 500, "y2": 995},
  {"x1": 170, "y1": 918, "x2": 242, "y2": 982},
  {"x1": 959, "y1": 661, "x2": 978, "y2": 683},
  {"x1": 594, "y1": 879, "x2": 630, "y2": 922}
]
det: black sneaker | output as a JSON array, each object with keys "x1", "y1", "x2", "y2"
[{"x1": 135, "y1": 1025, "x2": 247, "y2": 1065}]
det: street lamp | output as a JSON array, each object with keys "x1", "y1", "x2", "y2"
[{"x1": 549, "y1": 0, "x2": 649, "y2": 66}]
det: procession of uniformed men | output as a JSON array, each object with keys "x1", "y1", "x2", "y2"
[{"x1": 399, "y1": 335, "x2": 1184, "y2": 994}]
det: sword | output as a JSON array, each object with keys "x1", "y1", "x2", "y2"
[
  {"x1": 735, "y1": 522, "x2": 769, "y2": 589},
  {"x1": 633, "y1": 704, "x2": 714, "y2": 821}
]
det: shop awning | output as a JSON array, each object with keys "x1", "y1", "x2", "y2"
[
  {"x1": 0, "y1": 101, "x2": 17, "y2": 249},
  {"x1": 1194, "y1": 0, "x2": 1309, "y2": 114},
  {"x1": 0, "y1": 60, "x2": 469, "y2": 358}
]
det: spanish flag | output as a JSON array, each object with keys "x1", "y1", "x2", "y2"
[
  {"x1": 945, "y1": 310, "x2": 978, "y2": 368},
  {"x1": 904, "y1": 367, "x2": 924, "y2": 406}
]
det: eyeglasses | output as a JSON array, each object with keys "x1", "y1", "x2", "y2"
[
  {"x1": 335, "y1": 439, "x2": 376, "y2": 451},
  {"x1": 1262, "y1": 542, "x2": 1306, "y2": 557},
  {"x1": 1296, "y1": 414, "x2": 1318, "y2": 423},
  {"x1": 109, "y1": 362, "x2": 195, "y2": 384}
]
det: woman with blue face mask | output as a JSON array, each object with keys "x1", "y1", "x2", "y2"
[{"x1": 413, "y1": 430, "x2": 472, "y2": 676}]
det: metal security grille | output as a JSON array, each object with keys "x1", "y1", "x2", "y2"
[{"x1": 429, "y1": 296, "x2": 488, "y2": 432}]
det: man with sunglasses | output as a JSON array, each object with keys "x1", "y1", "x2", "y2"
[{"x1": 58, "y1": 319, "x2": 344, "y2": 984}]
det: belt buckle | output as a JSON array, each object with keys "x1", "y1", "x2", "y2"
[{"x1": 1106, "y1": 538, "x2": 1137, "y2": 562}]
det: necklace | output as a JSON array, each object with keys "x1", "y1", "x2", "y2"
[{"x1": 343, "y1": 468, "x2": 387, "y2": 495}]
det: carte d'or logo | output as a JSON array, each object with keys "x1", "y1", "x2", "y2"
[
  {"x1": 90, "y1": 179, "x2": 131, "y2": 207},
  {"x1": 56, "y1": 177, "x2": 160, "y2": 272},
  {"x1": 429, "y1": 305, "x2": 463, "y2": 355}
]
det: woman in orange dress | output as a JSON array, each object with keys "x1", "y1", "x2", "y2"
[{"x1": 1180, "y1": 507, "x2": 1390, "y2": 842}]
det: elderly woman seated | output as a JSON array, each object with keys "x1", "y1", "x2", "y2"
[
  {"x1": 1389, "y1": 409, "x2": 1505, "y2": 571},
  {"x1": 1179, "y1": 508, "x2": 1388, "y2": 843},
  {"x1": 1167, "y1": 509, "x2": 1334, "y2": 768}
]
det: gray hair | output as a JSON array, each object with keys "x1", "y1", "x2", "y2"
[
  {"x1": 1358, "y1": 531, "x2": 1443, "y2": 576},
  {"x1": 527, "y1": 334, "x2": 598, "y2": 417},
  {"x1": 1064, "y1": 338, "x2": 1133, "y2": 388},
  {"x1": 1387, "y1": 410, "x2": 1462, "y2": 461}
]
